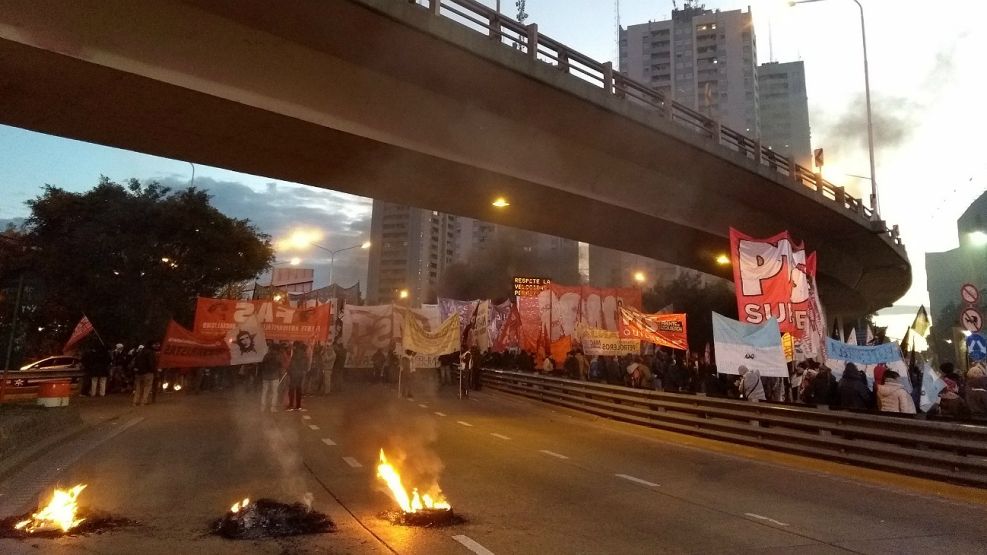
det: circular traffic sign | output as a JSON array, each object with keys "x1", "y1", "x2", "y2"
[
  {"x1": 961, "y1": 307, "x2": 984, "y2": 333},
  {"x1": 961, "y1": 283, "x2": 980, "y2": 305}
]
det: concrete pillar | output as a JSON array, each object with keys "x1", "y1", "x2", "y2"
[
  {"x1": 526, "y1": 24, "x2": 538, "y2": 60},
  {"x1": 427, "y1": 0, "x2": 440, "y2": 16},
  {"x1": 788, "y1": 156, "x2": 800, "y2": 184},
  {"x1": 834, "y1": 185, "x2": 846, "y2": 205},
  {"x1": 557, "y1": 50, "x2": 569, "y2": 73},
  {"x1": 601, "y1": 62, "x2": 613, "y2": 95},
  {"x1": 708, "y1": 120, "x2": 721, "y2": 144},
  {"x1": 753, "y1": 140, "x2": 762, "y2": 164},
  {"x1": 489, "y1": 12, "x2": 500, "y2": 41}
]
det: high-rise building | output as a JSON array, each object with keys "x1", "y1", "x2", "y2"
[
  {"x1": 619, "y1": 4, "x2": 760, "y2": 135},
  {"x1": 926, "y1": 190, "x2": 987, "y2": 329},
  {"x1": 757, "y1": 61, "x2": 812, "y2": 167},
  {"x1": 366, "y1": 200, "x2": 458, "y2": 306}
]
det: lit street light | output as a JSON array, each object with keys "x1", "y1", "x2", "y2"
[
  {"x1": 789, "y1": 0, "x2": 879, "y2": 216},
  {"x1": 633, "y1": 271, "x2": 646, "y2": 285},
  {"x1": 715, "y1": 254, "x2": 730, "y2": 265},
  {"x1": 492, "y1": 197, "x2": 510, "y2": 208},
  {"x1": 310, "y1": 241, "x2": 371, "y2": 286},
  {"x1": 398, "y1": 289, "x2": 409, "y2": 300}
]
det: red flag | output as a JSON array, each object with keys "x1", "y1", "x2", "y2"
[
  {"x1": 159, "y1": 318, "x2": 268, "y2": 369},
  {"x1": 63, "y1": 315, "x2": 94, "y2": 353},
  {"x1": 493, "y1": 302, "x2": 522, "y2": 353}
]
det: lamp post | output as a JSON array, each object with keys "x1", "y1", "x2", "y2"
[
  {"x1": 310, "y1": 241, "x2": 371, "y2": 286},
  {"x1": 790, "y1": 0, "x2": 878, "y2": 216}
]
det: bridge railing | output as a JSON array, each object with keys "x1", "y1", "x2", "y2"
[
  {"x1": 403, "y1": 0, "x2": 903, "y2": 249},
  {"x1": 481, "y1": 369, "x2": 987, "y2": 488}
]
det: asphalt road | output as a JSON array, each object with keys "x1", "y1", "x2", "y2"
[{"x1": 1, "y1": 377, "x2": 986, "y2": 554}]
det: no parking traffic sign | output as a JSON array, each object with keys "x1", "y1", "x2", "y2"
[
  {"x1": 961, "y1": 307, "x2": 984, "y2": 333},
  {"x1": 961, "y1": 283, "x2": 980, "y2": 305}
]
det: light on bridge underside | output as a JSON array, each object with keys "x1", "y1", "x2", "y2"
[
  {"x1": 633, "y1": 271, "x2": 646, "y2": 283},
  {"x1": 969, "y1": 231, "x2": 987, "y2": 246},
  {"x1": 399, "y1": 289, "x2": 409, "y2": 299},
  {"x1": 492, "y1": 197, "x2": 510, "y2": 208},
  {"x1": 715, "y1": 254, "x2": 730, "y2": 265}
]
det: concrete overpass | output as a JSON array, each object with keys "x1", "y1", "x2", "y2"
[{"x1": 0, "y1": 0, "x2": 910, "y2": 314}]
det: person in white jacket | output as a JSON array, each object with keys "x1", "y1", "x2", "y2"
[{"x1": 877, "y1": 370, "x2": 916, "y2": 414}]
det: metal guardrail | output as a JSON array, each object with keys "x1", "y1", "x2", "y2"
[
  {"x1": 0, "y1": 369, "x2": 84, "y2": 402},
  {"x1": 401, "y1": 0, "x2": 903, "y2": 249},
  {"x1": 482, "y1": 369, "x2": 987, "y2": 488}
]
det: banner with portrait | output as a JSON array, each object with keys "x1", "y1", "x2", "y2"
[{"x1": 193, "y1": 297, "x2": 332, "y2": 342}]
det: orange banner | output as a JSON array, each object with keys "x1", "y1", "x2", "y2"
[
  {"x1": 193, "y1": 297, "x2": 332, "y2": 343},
  {"x1": 617, "y1": 307, "x2": 689, "y2": 351}
]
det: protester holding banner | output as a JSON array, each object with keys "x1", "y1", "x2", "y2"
[
  {"x1": 286, "y1": 341, "x2": 308, "y2": 411},
  {"x1": 259, "y1": 343, "x2": 282, "y2": 413},
  {"x1": 737, "y1": 366, "x2": 765, "y2": 402}
]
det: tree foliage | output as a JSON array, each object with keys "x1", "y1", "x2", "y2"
[
  {"x1": 0, "y1": 177, "x2": 273, "y2": 362},
  {"x1": 642, "y1": 272, "x2": 737, "y2": 352}
]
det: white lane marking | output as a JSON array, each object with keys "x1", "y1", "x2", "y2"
[
  {"x1": 745, "y1": 513, "x2": 789, "y2": 526},
  {"x1": 302, "y1": 415, "x2": 312, "y2": 420},
  {"x1": 457, "y1": 420, "x2": 474, "y2": 427},
  {"x1": 539, "y1": 449, "x2": 568, "y2": 460},
  {"x1": 308, "y1": 424, "x2": 320, "y2": 430},
  {"x1": 490, "y1": 433, "x2": 511, "y2": 440},
  {"x1": 434, "y1": 411, "x2": 447, "y2": 417},
  {"x1": 615, "y1": 473, "x2": 660, "y2": 487},
  {"x1": 321, "y1": 438, "x2": 336, "y2": 446},
  {"x1": 419, "y1": 404, "x2": 429, "y2": 408},
  {"x1": 299, "y1": 408, "x2": 309, "y2": 412},
  {"x1": 407, "y1": 398, "x2": 415, "y2": 402},
  {"x1": 342, "y1": 457, "x2": 362, "y2": 468},
  {"x1": 452, "y1": 534, "x2": 495, "y2": 555}
]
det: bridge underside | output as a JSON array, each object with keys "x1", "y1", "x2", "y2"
[{"x1": 0, "y1": 0, "x2": 910, "y2": 315}]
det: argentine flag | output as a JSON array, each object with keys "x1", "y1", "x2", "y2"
[{"x1": 712, "y1": 312, "x2": 789, "y2": 378}]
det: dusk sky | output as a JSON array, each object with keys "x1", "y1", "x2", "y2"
[{"x1": 1, "y1": 0, "x2": 983, "y2": 338}]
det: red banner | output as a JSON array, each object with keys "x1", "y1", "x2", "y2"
[
  {"x1": 617, "y1": 306, "x2": 689, "y2": 351},
  {"x1": 63, "y1": 315, "x2": 94, "y2": 353},
  {"x1": 159, "y1": 320, "x2": 232, "y2": 368},
  {"x1": 729, "y1": 228, "x2": 814, "y2": 337},
  {"x1": 193, "y1": 297, "x2": 332, "y2": 342}
]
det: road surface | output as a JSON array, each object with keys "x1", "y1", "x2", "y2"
[{"x1": 1, "y1": 379, "x2": 985, "y2": 554}]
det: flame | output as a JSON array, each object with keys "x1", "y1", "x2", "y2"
[
  {"x1": 173, "y1": 384, "x2": 182, "y2": 391},
  {"x1": 230, "y1": 497, "x2": 250, "y2": 513},
  {"x1": 14, "y1": 485, "x2": 87, "y2": 533},
  {"x1": 376, "y1": 449, "x2": 449, "y2": 513}
]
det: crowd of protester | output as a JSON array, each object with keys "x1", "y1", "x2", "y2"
[
  {"x1": 72, "y1": 338, "x2": 987, "y2": 421},
  {"x1": 481, "y1": 347, "x2": 987, "y2": 421}
]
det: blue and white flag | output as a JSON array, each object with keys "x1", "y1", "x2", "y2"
[
  {"x1": 712, "y1": 312, "x2": 788, "y2": 377},
  {"x1": 825, "y1": 337, "x2": 909, "y2": 390},
  {"x1": 918, "y1": 362, "x2": 945, "y2": 412}
]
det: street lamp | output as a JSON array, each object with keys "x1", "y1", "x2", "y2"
[
  {"x1": 398, "y1": 289, "x2": 409, "y2": 300},
  {"x1": 310, "y1": 241, "x2": 371, "y2": 286},
  {"x1": 633, "y1": 271, "x2": 646, "y2": 285},
  {"x1": 715, "y1": 254, "x2": 730, "y2": 265},
  {"x1": 790, "y1": 0, "x2": 879, "y2": 216}
]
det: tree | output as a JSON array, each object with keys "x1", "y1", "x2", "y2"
[
  {"x1": 642, "y1": 272, "x2": 736, "y2": 352},
  {"x1": 0, "y1": 177, "x2": 273, "y2": 358}
]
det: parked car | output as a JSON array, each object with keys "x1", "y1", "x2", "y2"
[{"x1": 18, "y1": 356, "x2": 82, "y2": 372}]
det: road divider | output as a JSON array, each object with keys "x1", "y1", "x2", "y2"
[{"x1": 483, "y1": 369, "x2": 987, "y2": 488}]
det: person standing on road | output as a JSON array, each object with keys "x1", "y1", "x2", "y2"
[
  {"x1": 320, "y1": 342, "x2": 336, "y2": 394},
  {"x1": 332, "y1": 342, "x2": 347, "y2": 392},
  {"x1": 838, "y1": 363, "x2": 872, "y2": 410},
  {"x1": 876, "y1": 370, "x2": 916, "y2": 414},
  {"x1": 287, "y1": 341, "x2": 308, "y2": 411},
  {"x1": 737, "y1": 365, "x2": 765, "y2": 402},
  {"x1": 259, "y1": 343, "x2": 281, "y2": 413},
  {"x1": 372, "y1": 348, "x2": 386, "y2": 384},
  {"x1": 965, "y1": 362, "x2": 987, "y2": 416},
  {"x1": 85, "y1": 346, "x2": 112, "y2": 397},
  {"x1": 132, "y1": 342, "x2": 158, "y2": 406}
]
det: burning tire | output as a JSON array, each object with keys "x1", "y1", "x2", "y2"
[{"x1": 212, "y1": 498, "x2": 335, "y2": 539}]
